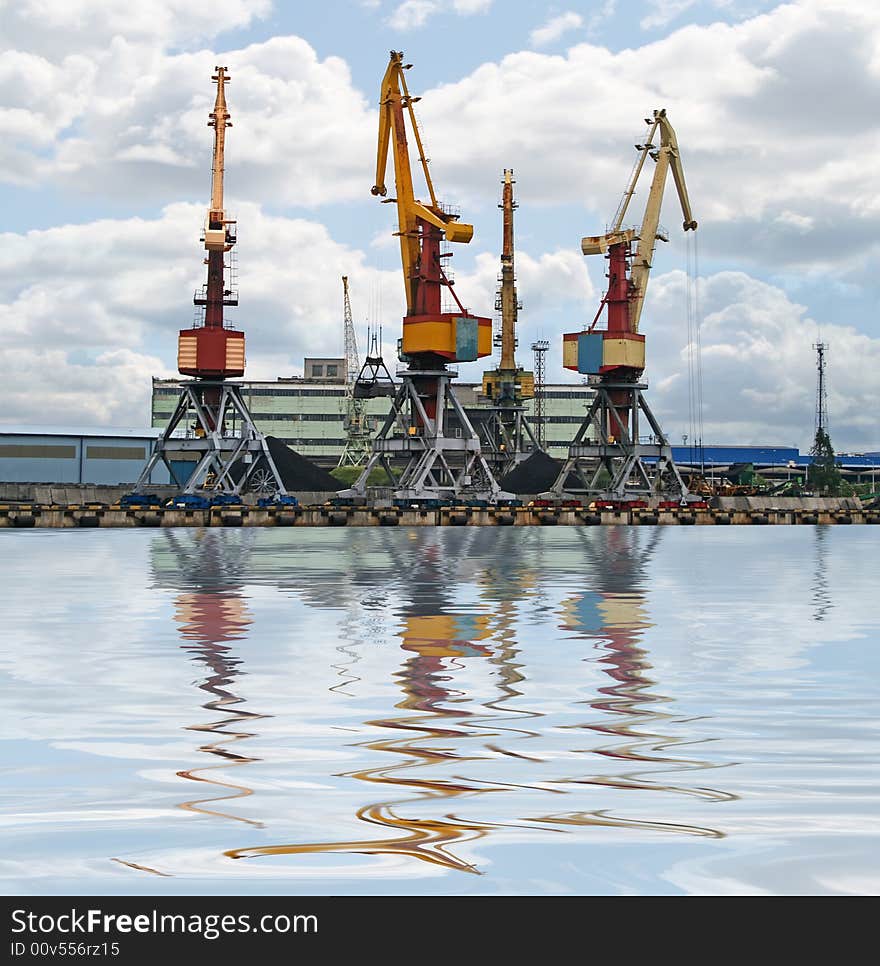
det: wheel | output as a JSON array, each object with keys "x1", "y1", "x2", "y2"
[{"x1": 248, "y1": 462, "x2": 276, "y2": 495}]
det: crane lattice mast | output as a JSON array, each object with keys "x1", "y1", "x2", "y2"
[
  {"x1": 477, "y1": 169, "x2": 540, "y2": 471},
  {"x1": 338, "y1": 276, "x2": 372, "y2": 467},
  {"x1": 343, "y1": 276, "x2": 360, "y2": 385},
  {"x1": 814, "y1": 340, "x2": 829, "y2": 435}
]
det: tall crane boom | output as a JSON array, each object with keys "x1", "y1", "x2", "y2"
[
  {"x1": 613, "y1": 109, "x2": 696, "y2": 334},
  {"x1": 373, "y1": 50, "x2": 490, "y2": 364},
  {"x1": 342, "y1": 275, "x2": 359, "y2": 385},
  {"x1": 568, "y1": 107, "x2": 697, "y2": 379},
  {"x1": 178, "y1": 67, "x2": 244, "y2": 380},
  {"x1": 207, "y1": 66, "x2": 231, "y2": 229},
  {"x1": 498, "y1": 168, "x2": 518, "y2": 372}
]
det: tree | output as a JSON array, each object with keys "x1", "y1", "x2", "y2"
[{"x1": 807, "y1": 427, "x2": 842, "y2": 495}]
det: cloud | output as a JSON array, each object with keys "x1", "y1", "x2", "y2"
[
  {"x1": 416, "y1": 0, "x2": 880, "y2": 282},
  {"x1": 641, "y1": 0, "x2": 699, "y2": 30},
  {"x1": 645, "y1": 270, "x2": 880, "y2": 450},
  {"x1": 530, "y1": 12, "x2": 584, "y2": 48},
  {"x1": 0, "y1": 35, "x2": 375, "y2": 207},
  {"x1": 388, "y1": 0, "x2": 436, "y2": 30},
  {"x1": 0, "y1": 346, "x2": 173, "y2": 427},
  {"x1": 0, "y1": 203, "x2": 401, "y2": 424},
  {"x1": 6, "y1": 1, "x2": 880, "y2": 278},
  {"x1": 387, "y1": 0, "x2": 492, "y2": 31},
  {"x1": 456, "y1": 248, "x2": 594, "y2": 326},
  {"x1": 0, "y1": 0, "x2": 271, "y2": 55}
]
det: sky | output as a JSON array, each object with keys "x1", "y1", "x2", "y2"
[{"x1": 1, "y1": 0, "x2": 878, "y2": 451}]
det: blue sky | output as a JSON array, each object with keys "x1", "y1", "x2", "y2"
[{"x1": 1, "y1": 0, "x2": 878, "y2": 450}]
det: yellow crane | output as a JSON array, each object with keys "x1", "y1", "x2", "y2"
[
  {"x1": 339, "y1": 51, "x2": 507, "y2": 502},
  {"x1": 373, "y1": 50, "x2": 490, "y2": 363},
  {"x1": 481, "y1": 169, "x2": 534, "y2": 404}
]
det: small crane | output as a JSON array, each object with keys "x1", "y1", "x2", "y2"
[
  {"x1": 338, "y1": 276, "x2": 372, "y2": 467},
  {"x1": 479, "y1": 169, "x2": 540, "y2": 471}
]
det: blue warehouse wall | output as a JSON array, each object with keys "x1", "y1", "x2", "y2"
[{"x1": 0, "y1": 432, "x2": 171, "y2": 485}]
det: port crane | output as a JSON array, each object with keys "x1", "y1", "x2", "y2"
[
  {"x1": 339, "y1": 51, "x2": 508, "y2": 502},
  {"x1": 545, "y1": 108, "x2": 697, "y2": 504},
  {"x1": 479, "y1": 169, "x2": 540, "y2": 473},
  {"x1": 135, "y1": 68, "x2": 285, "y2": 499}
]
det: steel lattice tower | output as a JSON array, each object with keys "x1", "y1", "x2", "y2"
[
  {"x1": 343, "y1": 276, "x2": 360, "y2": 385},
  {"x1": 338, "y1": 276, "x2": 372, "y2": 467},
  {"x1": 814, "y1": 340, "x2": 828, "y2": 435},
  {"x1": 531, "y1": 340, "x2": 549, "y2": 450}
]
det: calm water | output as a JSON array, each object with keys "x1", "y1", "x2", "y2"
[{"x1": 1, "y1": 526, "x2": 878, "y2": 896}]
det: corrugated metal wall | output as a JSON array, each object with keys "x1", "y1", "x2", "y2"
[{"x1": 0, "y1": 432, "x2": 170, "y2": 484}]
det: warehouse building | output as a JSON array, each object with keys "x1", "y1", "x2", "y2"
[{"x1": 0, "y1": 427, "x2": 171, "y2": 485}]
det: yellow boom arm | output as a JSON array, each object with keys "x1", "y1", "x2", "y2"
[
  {"x1": 372, "y1": 51, "x2": 473, "y2": 314},
  {"x1": 586, "y1": 108, "x2": 697, "y2": 333}
]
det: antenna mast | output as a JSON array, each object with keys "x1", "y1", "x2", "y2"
[{"x1": 814, "y1": 340, "x2": 828, "y2": 435}]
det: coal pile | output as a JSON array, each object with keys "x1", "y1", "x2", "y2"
[
  {"x1": 264, "y1": 436, "x2": 339, "y2": 491},
  {"x1": 500, "y1": 450, "x2": 565, "y2": 494}
]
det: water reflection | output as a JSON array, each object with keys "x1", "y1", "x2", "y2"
[
  {"x1": 139, "y1": 528, "x2": 735, "y2": 876},
  {"x1": 4, "y1": 525, "x2": 878, "y2": 894},
  {"x1": 152, "y1": 531, "x2": 268, "y2": 828},
  {"x1": 540, "y1": 527, "x2": 733, "y2": 839},
  {"x1": 219, "y1": 528, "x2": 732, "y2": 874},
  {"x1": 812, "y1": 526, "x2": 833, "y2": 622},
  {"x1": 230, "y1": 531, "x2": 509, "y2": 872}
]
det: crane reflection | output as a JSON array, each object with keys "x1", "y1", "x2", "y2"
[
  {"x1": 531, "y1": 526, "x2": 733, "y2": 838},
  {"x1": 228, "y1": 528, "x2": 545, "y2": 873},
  {"x1": 151, "y1": 530, "x2": 269, "y2": 829}
]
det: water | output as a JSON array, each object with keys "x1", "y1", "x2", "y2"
[{"x1": 1, "y1": 526, "x2": 878, "y2": 896}]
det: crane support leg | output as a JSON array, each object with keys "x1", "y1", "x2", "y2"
[
  {"x1": 135, "y1": 380, "x2": 286, "y2": 497},
  {"x1": 337, "y1": 368, "x2": 512, "y2": 502},
  {"x1": 541, "y1": 381, "x2": 689, "y2": 504}
]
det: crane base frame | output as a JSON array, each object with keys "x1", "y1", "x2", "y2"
[
  {"x1": 476, "y1": 406, "x2": 542, "y2": 477},
  {"x1": 541, "y1": 381, "x2": 689, "y2": 504},
  {"x1": 135, "y1": 380, "x2": 287, "y2": 497},
  {"x1": 337, "y1": 368, "x2": 512, "y2": 502}
]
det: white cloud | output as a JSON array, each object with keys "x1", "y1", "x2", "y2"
[
  {"x1": 645, "y1": 270, "x2": 880, "y2": 450},
  {"x1": 414, "y1": 0, "x2": 880, "y2": 283},
  {"x1": 388, "y1": 0, "x2": 436, "y2": 30},
  {"x1": 387, "y1": 0, "x2": 491, "y2": 31},
  {"x1": 641, "y1": 0, "x2": 699, "y2": 30},
  {"x1": 0, "y1": 203, "x2": 402, "y2": 424},
  {"x1": 530, "y1": 12, "x2": 584, "y2": 48},
  {"x1": 453, "y1": 0, "x2": 492, "y2": 12},
  {"x1": 0, "y1": 347, "x2": 173, "y2": 426},
  {"x1": 457, "y1": 248, "x2": 594, "y2": 326},
  {"x1": 0, "y1": 35, "x2": 375, "y2": 206},
  {"x1": 0, "y1": 0, "x2": 271, "y2": 55}
]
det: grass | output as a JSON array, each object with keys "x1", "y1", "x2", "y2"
[{"x1": 329, "y1": 465, "x2": 397, "y2": 487}]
